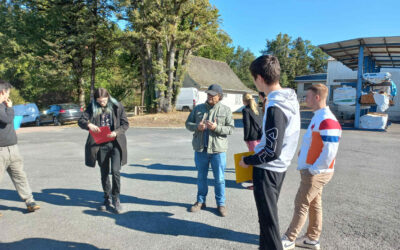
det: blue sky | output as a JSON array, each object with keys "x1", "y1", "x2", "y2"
[{"x1": 209, "y1": 0, "x2": 400, "y2": 56}]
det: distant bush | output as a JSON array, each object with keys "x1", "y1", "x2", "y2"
[{"x1": 10, "y1": 88, "x2": 26, "y2": 105}]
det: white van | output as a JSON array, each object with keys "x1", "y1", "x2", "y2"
[{"x1": 176, "y1": 87, "x2": 199, "y2": 111}]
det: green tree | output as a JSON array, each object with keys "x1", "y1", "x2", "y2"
[
  {"x1": 119, "y1": 0, "x2": 220, "y2": 112},
  {"x1": 227, "y1": 46, "x2": 256, "y2": 90},
  {"x1": 261, "y1": 33, "x2": 328, "y2": 88}
]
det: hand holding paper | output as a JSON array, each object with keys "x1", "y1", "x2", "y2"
[
  {"x1": 239, "y1": 157, "x2": 249, "y2": 168},
  {"x1": 89, "y1": 126, "x2": 116, "y2": 144},
  {"x1": 88, "y1": 123, "x2": 100, "y2": 133},
  {"x1": 234, "y1": 152, "x2": 254, "y2": 183}
]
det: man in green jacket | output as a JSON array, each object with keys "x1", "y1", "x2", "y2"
[{"x1": 185, "y1": 84, "x2": 234, "y2": 217}]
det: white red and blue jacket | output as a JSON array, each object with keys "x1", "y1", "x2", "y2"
[{"x1": 297, "y1": 107, "x2": 342, "y2": 175}]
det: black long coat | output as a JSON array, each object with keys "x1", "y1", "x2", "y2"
[
  {"x1": 242, "y1": 105, "x2": 263, "y2": 141},
  {"x1": 78, "y1": 102, "x2": 129, "y2": 167}
]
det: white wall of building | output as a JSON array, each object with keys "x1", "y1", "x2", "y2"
[{"x1": 327, "y1": 59, "x2": 400, "y2": 121}]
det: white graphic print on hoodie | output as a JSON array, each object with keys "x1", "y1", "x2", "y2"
[{"x1": 244, "y1": 88, "x2": 300, "y2": 172}]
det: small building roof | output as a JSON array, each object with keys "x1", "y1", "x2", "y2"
[
  {"x1": 183, "y1": 56, "x2": 254, "y2": 93},
  {"x1": 319, "y1": 36, "x2": 400, "y2": 70},
  {"x1": 294, "y1": 73, "x2": 327, "y2": 83}
]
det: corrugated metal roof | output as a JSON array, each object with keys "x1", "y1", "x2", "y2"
[
  {"x1": 294, "y1": 73, "x2": 327, "y2": 82},
  {"x1": 319, "y1": 36, "x2": 400, "y2": 70}
]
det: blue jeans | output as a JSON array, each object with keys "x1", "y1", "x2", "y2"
[{"x1": 194, "y1": 151, "x2": 226, "y2": 206}]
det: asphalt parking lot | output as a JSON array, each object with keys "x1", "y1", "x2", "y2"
[{"x1": 0, "y1": 124, "x2": 399, "y2": 250}]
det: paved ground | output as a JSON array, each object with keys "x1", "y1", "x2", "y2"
[{"x1": 0, "y1": 123, "x2": 399, "y2": 250}]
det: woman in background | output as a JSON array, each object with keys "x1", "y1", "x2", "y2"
[{"x1": 242, "y1": 93, "x2": 263, "y2": 152}]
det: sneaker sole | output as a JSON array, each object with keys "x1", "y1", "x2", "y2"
[
  {"x1": 283, "y1": 243, "x2": 295, "y2": 250},
  {"x1": 295, "y1": 241, "x2": 320, "y2": 250}
]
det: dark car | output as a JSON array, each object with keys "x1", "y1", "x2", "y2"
[{"x1": 37, "y1": 103, "x2": 83, "y2": 126}]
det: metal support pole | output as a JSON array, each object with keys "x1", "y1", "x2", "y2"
[{"x1": 355, "y1": 45, "x2": 364, "y2": 128}]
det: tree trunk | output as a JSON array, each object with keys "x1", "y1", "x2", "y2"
[
  {"x1": 156, "y1": 42, "x2": 165, "y2": 113},
  {"x1": 140, "y1": 43, "x2": 148, "y2": 106},
  {"x1": 90, "y1": 0, "x2": 98, "y2": 101},
  {"x1": 164, "y1": 41, "x2": 176, "y2": 112},
  {"x1": 171, "y1": 49, "x2": 191, "y2": 107},
  {"x1": 90, "y1": 41, "x2": 96, "y2": 101},
  {"x1": 78, "y1": 77, "x2": 85, "y2": 108},
  {"x1": 73, "y1": 58, "x2": 85, "y2": 108}
]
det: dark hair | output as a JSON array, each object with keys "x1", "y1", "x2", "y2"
[
  {"x1": 94, "y1": 88, "x2": 110, "y2": 99},
  {"x1": 249, "y1": 55, "x2": 281, "y2": 85},
  {"x1": 258, "y1": 91, "x2": 266, "y2": 98},
  {"x1": 307, "y1": 84, "x2": 328, "y2": 100},
  {"x1": 0, "y1": 79, "x2": 12, "y2": 91}
]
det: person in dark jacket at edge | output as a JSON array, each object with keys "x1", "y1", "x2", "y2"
[
  {"x1": 242, "y1": 93, "x2": 263, "y2": 152},
  {"x1": 78, "y1": 88, "x2": 129, "y2": 214},
  {"x1": 241, "y1": 93, "x2": 263, "y2": 190},
  {"x1": 239, "y1": 55, "x2": 301, "y2": 250},
  {"x1": 0, "y1": 80, "x2": 40, "y2": 217}
]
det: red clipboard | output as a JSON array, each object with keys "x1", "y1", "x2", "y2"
[{"x1": 89, "y1": 126, "x2": 115, "y2": 144}]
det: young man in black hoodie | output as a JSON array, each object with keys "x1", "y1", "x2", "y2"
[
  {"x1": 239, "y1": 56, "x2": 300, "y2": 250},
  {"x1": 0, "y1": 80, "x2": 40, "y2": 216}
]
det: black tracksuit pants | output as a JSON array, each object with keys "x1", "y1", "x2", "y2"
[
  {"x1": 97, "y1": 141, "x2": 121, "y2": 199},
  {"x1": 253, "y1": 167, "x2": 286, "y2": 250}
]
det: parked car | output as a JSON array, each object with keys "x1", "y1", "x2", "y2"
[
  {"x1": 37, "y1": 103, "x2": 83, "y2": 126},
  {"x1": 175, "y1": 87, "x2": 199, "y2": 111},
  {"x1": 13, "y1": 103, "x2": 40, "y2": 126}
]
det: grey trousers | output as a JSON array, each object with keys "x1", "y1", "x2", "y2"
[{"x1": 0, "y1": 144, "x2": 35, "y2": 204}]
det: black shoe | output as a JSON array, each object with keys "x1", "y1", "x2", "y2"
[
  {"x1": 98, "y1": 198, "x2": 112, "y2": 211},
  {"x1": 113, "y1": 198, "x2": 122, "y2": 214}
]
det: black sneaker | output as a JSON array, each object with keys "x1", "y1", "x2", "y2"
[
  {"x1": 113, "y1": 198, "x2": 122, "y2": 214},
  {"x1": 98, "y1": 198, "x2": 112, "y2": 211},
  {"x1": 26, "y1": 202, "x2": 40, "y2": 212}
]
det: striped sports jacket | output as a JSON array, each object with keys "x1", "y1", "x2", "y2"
[{"x1": 297, "y1": 107, "x2": 342, "y2": 175}]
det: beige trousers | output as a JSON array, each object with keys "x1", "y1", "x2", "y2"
[
  {"x1": 285, "y1": 169, "x2": 333, "y2": 241},
  {"x1": 0, "y1": 145, "x2": 34, "y2": 204}
]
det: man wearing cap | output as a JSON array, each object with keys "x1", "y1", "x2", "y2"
[
  {"x1": 185, "y1": 84, "x2": 234, "y2": 217},
  {"x1": 0, "y1": 79, "x2": 40, "y2": 216}
]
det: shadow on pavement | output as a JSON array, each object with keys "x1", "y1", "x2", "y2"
[
  {"x1": 129, "y1": 163, "x2": 235, "y2": 173},
  {"x1": 129, "y1": 163, "x2": 195, "y2": 171},
  {"x1": 0, "y1": 204, "x2": 28, "y2": 213},
  {"x1": 0, "y1": 238, "x2": 106, "y2": 250},
  {"x1": 0, "y1": 188, "x2": 190, "y2": 212},
  {"x1": 121, "y1": 173, "x2": 242, "y2": 189},
  {"x1": 84, "y1": 210, "x2": 258, "y2": 245}
]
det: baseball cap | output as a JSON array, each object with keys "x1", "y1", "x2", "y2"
[{"x1": 205, "y1": 84, "x2": 223, "y2": 96}]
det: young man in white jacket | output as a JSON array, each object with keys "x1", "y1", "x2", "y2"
[
  {"x1": 240, "y1": 55, "x2": 301, "y2": 250},
  {"x1": 281, "y1": 84, "x2": 342, "y2": 250}
]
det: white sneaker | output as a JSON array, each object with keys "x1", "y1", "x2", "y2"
[
  {"x1": 295, "y1": 235, "x2": 321, "y2": 249},
  {"x1": 281, "y1": 234, "x2": 295, "y2": 250}
]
